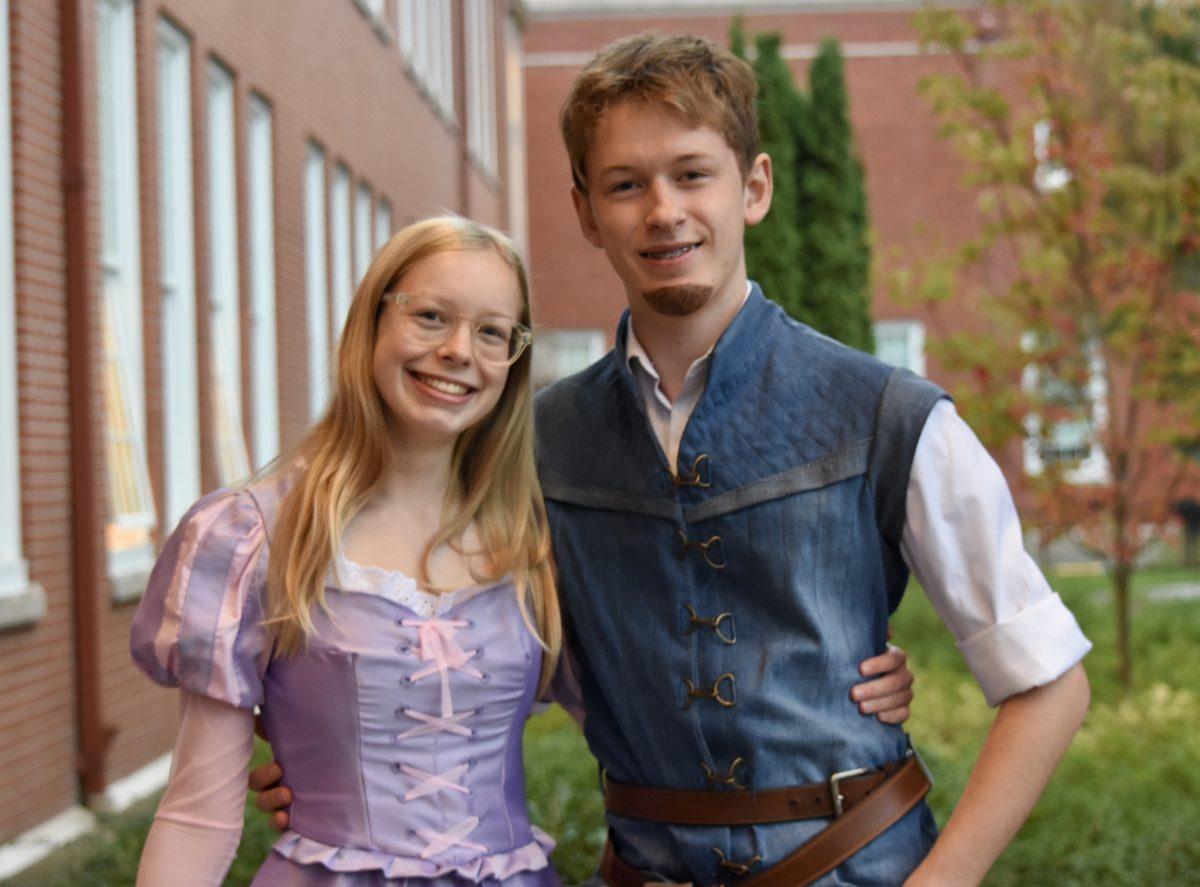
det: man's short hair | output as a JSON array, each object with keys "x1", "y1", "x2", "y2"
[{"x1": 559, "y1": 32, "x2": 759, "y2": 191}]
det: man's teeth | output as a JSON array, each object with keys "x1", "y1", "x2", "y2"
[
  {"x1": 417, "y1": 374, "x2": 470, "y2": 395},
  {"x1": 645, "y1": 245, "x2": 694, "y2": 260}
]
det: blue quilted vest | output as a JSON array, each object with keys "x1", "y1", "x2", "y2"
[{"x1": 534, "y1": 287, "x2": 947, "y2": 885}]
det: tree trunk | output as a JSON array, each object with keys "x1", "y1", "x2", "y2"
[{"x1": 1113, "y1": 560, "x2": 1133, "y2": 688}]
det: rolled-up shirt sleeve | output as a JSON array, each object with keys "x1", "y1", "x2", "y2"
[{"x1": 901, "y1": 400, "x2": 1092, "y2": 706}]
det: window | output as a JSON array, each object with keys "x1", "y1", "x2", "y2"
[
  {"x1": 0, "y1": 0, "x2": 34, "y2": 606},
  {"x1": 375, "y1": 197, "x2": 393, "y2": 251},
  {"x1": 207, "y1": 60, "x2": 250, "y2": 486},
  {"x1": 156, "y1": 19, "x2": 200, "y2": 530},
  {"x1": 305, "y1": 143, "x2": 330, "y2": 418},
  {"x1": 532, "y1": 330, "x2": 607, "y2": 389},
  {"x1": 397, "y1": 0, "x2": 454, "y2": 118},
  {"x1": 330, "y1": 164, "x2": 353, "y2": 332},
  {"x1": 248, "y1": 94, "x2": 279, "y2": 468},
  {"x1": 873, "y1": 321, "x2": 926, "y2": 376},
  {"x1": 465, "y1": 0, "x2": 497, "y2": 176},
  {"x1": 1022, "y1": 333, "x2": 1109, "y2": 484},
  {"x1": 1034, "y1": 119, "x2": 1071, "y2": 192},
  {"x1": 99, "y1": 0, "x2": 156, "y2": 585},
  {"x1": 354, "y1": 182, "x2": 373, "y2": 284}
]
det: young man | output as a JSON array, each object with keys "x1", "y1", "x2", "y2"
[{"x1": 256, "y1": 32, "x2": 1090, "y2": 886}]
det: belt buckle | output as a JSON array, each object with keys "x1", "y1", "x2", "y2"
[{"x1": 828, "y1": 765, "x2": 871, "y2": 817}]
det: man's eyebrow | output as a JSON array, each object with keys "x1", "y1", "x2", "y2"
[{"x1": 596, "y1": 153, "x2": 719, "y2": 177}]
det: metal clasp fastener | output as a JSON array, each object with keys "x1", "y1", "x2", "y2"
[
  {"x1": 682, "y1": 673, "x2": 736, "y2": 709},
  {"x1": 829, "y1": 766, "x2": 871, "y2": 817},
  {"x1": 676, "y1": 529, "x2": 727, "y2": 570},
  {"x1": 672, "y1": 453, "x2": 712, "y2": 488},
  {"x1": 683, "y1": 604, "x2": 737, "y2": 645},
  {"x1": 701, "y1": 756, "x2": 746, "y2": 789},
  {"x1": 712, "y1": 846, "x2": 762, "y2": 877}
]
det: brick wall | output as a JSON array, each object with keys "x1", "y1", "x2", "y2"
[{"x1": 0, "y1": 0, "x2": 512, "y2": 840}]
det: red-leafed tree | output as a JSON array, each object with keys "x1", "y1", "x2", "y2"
[{"x1": 902, "y1": 0, "x2": 1200, "y2": 686}]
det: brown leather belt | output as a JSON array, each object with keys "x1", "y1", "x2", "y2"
[{"x1": 599, "y1": 753, "x2": 932, "y2": 886}]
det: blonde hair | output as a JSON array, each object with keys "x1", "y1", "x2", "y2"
[
  {"x1": 560, "y1": 31, "x2": 760, "y2": 191},
  {"x1": 264, "y1": 215, "x2": 560, "y2": 693}
]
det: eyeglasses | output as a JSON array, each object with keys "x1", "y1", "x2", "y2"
[{"x1": 381, "y1": 292, "x2": 532, "y2": 367}]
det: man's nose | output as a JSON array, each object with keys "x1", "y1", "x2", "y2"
[{"x1": 644, "y1": 179, "x2": 685, "y2": 229}]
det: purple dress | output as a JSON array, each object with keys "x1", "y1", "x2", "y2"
[{"x1": 131, "y1": 474, "x2": 560, "y2": 886}]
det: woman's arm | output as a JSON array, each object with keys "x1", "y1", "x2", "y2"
[
  {"x1": 905, "y1": 662, "x2": 1089, "y2": 885},
  {"x1": 137, "y1": 690, "x2": 256, "y2": 887}
]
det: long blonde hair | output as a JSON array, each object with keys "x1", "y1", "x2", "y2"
[{"x1": 265, "y1": 216, "x2": 560, "y2": 692}]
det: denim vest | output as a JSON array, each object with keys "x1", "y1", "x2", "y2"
[{"x1": 535, "y1": 288, "x2": 947, "y2": 885}]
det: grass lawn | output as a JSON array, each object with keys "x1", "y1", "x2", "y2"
[{"x1": 10, "y1": 566, "x2": 1199, "y2": 886}]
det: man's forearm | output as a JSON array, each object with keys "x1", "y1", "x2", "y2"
[{"x1": 905, "y1": 662, "x2": 1090, "y2": 886}]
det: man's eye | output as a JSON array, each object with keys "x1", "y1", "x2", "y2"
[
  {"x1": 680, "y1": 170, "x2": 708, "y2": 183},
  {"x1": 610, "y1": 180, "x2": 638, "y2": 193}
]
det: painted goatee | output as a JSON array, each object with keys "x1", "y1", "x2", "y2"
[{"x1": 643, "y1": 284, "x2": 713, "y2": 317}]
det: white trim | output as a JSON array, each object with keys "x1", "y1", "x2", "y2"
[
  {"x1": 0, "y1": 805, "x2": 98, "y2": 880},
  {"x1": 374, "y1": 197, "x2": 393, "y2": 251},
  {"x1": 98, "y1": 751, "x2": 173, "y2": 813},
  {"x1": 354, "y1": 181, "x2": 373, "y2": 284},
  {"x1": 522, "y1": 0, "x2": 964, "y2": 19},
  {"x1": 466, "y1": 0, "x2": 497, "y2": 176},
  {"x1": 330, "y1": 164, "x2": 353, "y2": 331},
  {"x1": 1022, "y1": 335, "x2": 1110, "y2": 484},
  {"x1": 0, "y1": 0, "x2": 31, "y2": 602},
  {"x1": 206, "y1": 60, "x2": 250, "y2": 486},
  {"x1": 874, "y1": 320, "x2": 926, "y2": 377},
  {"x1": 524, "y1": 39, "x2": 974, "y2": 68},
  {"x1": 532, "y1": 329, "x2": 607, "y2": 387},
  {"x1": 156, "y1": 19, "x2": 200, "y2": 530},
  {"x1": 247, "y1": 94, "x2": 279, "y2": 468},
  {"x1": 305, "y1": 144, "x2": 330, "y2": 419},
  {"x1": 504, "y1": 13, "x2": 529, "y2": 255}
]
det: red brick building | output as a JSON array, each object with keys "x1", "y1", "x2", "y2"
[{"x1": 0, "y1": 0, "x2": 521, "y2": 874}]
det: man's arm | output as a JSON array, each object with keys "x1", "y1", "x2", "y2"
[{"x1": 905, "y1": 662, "x2": 1089, "y2": 886}]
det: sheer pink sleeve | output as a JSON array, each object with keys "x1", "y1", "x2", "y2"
[{"x1": 136, "y1": 690, "x2": 255, "y2": 886}]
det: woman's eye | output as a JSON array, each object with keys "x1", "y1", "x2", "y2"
[
  {"x1": 610, "y1": 180, "x2": 638, "y2": 193},
  {"x1": 413, "y1": 309, "x2": 448, "y2": 327},
  {"x1": 478, "y1": 323, "x2": 510, "y2": 343}
]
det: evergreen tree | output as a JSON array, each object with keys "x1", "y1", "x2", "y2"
[
  {"x1": 796, "y1": 39, "x2": 874, "y2": 352},
  {"x1": 731, "y1": 21, "x2": 806, "y2": 320}
]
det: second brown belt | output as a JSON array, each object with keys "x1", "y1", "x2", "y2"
[{"x1": 603, "y1": 762, "x2": 903, "y2": 826}]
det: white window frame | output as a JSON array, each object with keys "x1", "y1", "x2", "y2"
[
  {"x1": 465, "y1": 0, "x2": 497, "y2": 176},
  {"x1": 156, "y1": 19, "x2": 200, "y2": 530},
  {"x1": 99, "y1": 0, "x2": 157, "y2": 591},
  {"x1": 873, "y1": 320, "x2": 926, "y2": 377},
  {"x1": 532, "y1": 329, "x2": 607, "y2": 389},
  {"x1": 206, "y1": 60, "x2": 250, "y2": 486},
  {"x1": 1021, "y1": 333, "x2": 1109, "y2": 484},
  {"x1": 1034, "y1": 119, "x2": 1071, "y2": 192},
  {"x1": 330, "y1": 164, "x2": 353, "y2": 332},
  {"x1": 374, "y1": 197, "x2": 393, "y2": 251},
  {"x1": 0, "y1": 0, "x2": 34, "y2": 606},
  {"x1": 354, "y1": 181, "x2": 373, "y2": 285},
  {"x1": 397, "y1": 0, "x2": 454, "y2": 119},
  {"x1": 305, "y1": 143, "x2": 330, "y2": 418},
  {"x1": 247, "y1": 94, "x2": 279, "y2": 469}
]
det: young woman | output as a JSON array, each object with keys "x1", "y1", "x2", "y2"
[{"x1": 132, "y1": 216, "x2": 563, "y2": 885}]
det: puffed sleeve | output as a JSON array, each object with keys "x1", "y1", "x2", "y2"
[{"x1": 131, "y1": 489, "x2": 271, "y2": 709}]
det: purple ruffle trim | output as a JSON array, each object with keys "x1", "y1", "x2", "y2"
[{"x1": 270, "y1": 827, "x2": 556, "y2": 880}]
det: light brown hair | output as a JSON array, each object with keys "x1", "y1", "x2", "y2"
[
  {"x1": 263, "y1": 216, "x2": 561, "y2": 693},
  {"x1": 559, "y1": 31, "x2": 759, "y2": 190}
]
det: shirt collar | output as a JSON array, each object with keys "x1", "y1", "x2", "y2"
[{"x1": 624, "y1": 280, "x2": 753, "y2": 382}]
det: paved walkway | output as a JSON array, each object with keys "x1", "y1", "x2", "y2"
[{"x1": 1146, "y1": 582, "x2": 1200, "y2": 602}]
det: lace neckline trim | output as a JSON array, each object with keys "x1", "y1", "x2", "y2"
[{"x1": 328, "y1": 557, "x2": 509, "y2": 618}]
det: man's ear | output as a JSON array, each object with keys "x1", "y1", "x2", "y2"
[
  {"x1": 571, "y1": 186, "x2": 604, "y2": 249},
  {"x1": 743, "y1": 152, "x2": 773, "y2": 227}
]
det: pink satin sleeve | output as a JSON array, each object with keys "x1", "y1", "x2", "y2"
[{"x1": 136, "y1": 690, "x2": 256, "y2": 886}]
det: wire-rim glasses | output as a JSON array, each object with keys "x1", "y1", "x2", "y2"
[{"x1": 381, "y1": 292, "x2": 532, "y2": 367}]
